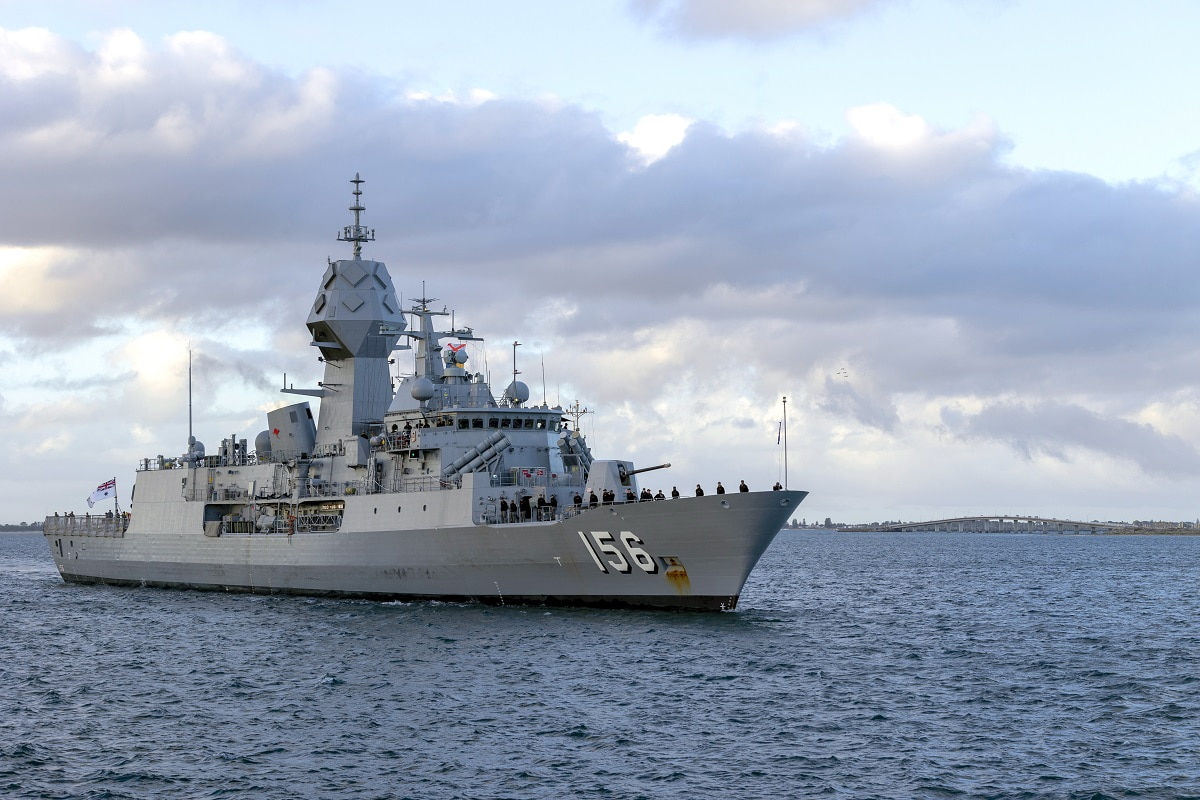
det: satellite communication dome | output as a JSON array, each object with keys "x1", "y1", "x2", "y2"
[
  {"x1": 411, "y1": 376, "x2": 436, "y2": 401},
  {"x1": 504, "y1": 380, "x2": 530, "y2": 405},
  {"x1": 255, "y1": 430, "x2": 273, "y2": 456}
]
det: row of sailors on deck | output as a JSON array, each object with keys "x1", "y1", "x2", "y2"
[
  {"x1": 691, "y1": 480, "x2": 785, "y2": 495},
  {"x1": 585, "y1": 488, "x2": 674, "y2": 504},
  {"x1": 498, "y1": 494, "x2": 559, "y2": 523},
  {"x1": 694, "y1": 480, "x2": 756, "y2": 495},
  {"x1": 496, "y1": 478, "x2": 788, "y2": 522},
  {"x1": 588, "y1": 480, "x2": 785, "y2": 502}
]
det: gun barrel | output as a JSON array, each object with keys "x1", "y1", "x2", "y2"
[{"x1": 627, "y1": 462, "x2": 671, "y2": 476}]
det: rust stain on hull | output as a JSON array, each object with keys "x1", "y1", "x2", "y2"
[{"x1": 663, "y1": 556, "x2": 691, "y2": 594}]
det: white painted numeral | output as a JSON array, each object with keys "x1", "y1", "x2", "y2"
[
  {"x1": 620, "y1": 532, "x2": 658, "y2": 574},
  {"x1": 579, "y1": 530, "x2": 657, "y2": 575},
  {"x1": 577, "y1": 531, "x2": 608, "y2": 573},
  {"x1": 590, "y1": 531, "x2": 632, "y2": 574}
]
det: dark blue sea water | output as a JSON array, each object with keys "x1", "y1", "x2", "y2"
[{"x1": 2, "y1": 530, "x2": 1199, "y2": 800}]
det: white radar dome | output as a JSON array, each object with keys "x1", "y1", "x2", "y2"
[
  {"x1": 504, "y1": 380, "x2": 530, "y2": 405},
  {"x1": 411, "y1": 377, "x2": 435, "y2": 401}
]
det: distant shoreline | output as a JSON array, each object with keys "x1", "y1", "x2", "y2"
[
  {"x1": 811, "y1": 526, "x2": 1200, "y2": 536},
  {"x1": 1102, "y1": 527, "x2": 1200, "y2": 535}
]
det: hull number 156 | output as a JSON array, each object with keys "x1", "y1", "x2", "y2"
[{"x1": 577, "y1": 531, "x2": 658, "y2": 574}]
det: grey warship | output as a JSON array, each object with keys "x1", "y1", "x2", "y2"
[{"x1": 44, "y1": 176, "x2": 806, "y2": 610}]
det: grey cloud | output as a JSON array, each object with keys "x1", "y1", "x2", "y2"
[
  {"x1": 4, "y1": 29, "x2": 1200, "y2": 437},
  {"x1": 628, "y1": 0, "x2": 891, "y2": 40},
  {"x1": 24, "y1": 371, "x2": 136, "y2": 392},
  {"x1": 190, "y1": 348, "x2": 277, "y2": 395},
  {"x1": 817, "y1": 377, "x2": 900, "y2": 432},
  {"x1": 943, "y1": 400, "x2": 1200, "y2": 477}
]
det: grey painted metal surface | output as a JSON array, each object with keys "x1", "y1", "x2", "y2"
[{"x1": 44, "y1": 176, "x2": 807, "y2": 610}]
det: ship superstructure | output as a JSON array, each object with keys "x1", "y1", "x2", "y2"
[{"x1": 44, "y1": 176, "x2": 806, "y2": 610}]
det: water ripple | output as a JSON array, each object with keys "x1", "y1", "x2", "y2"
[{"x1": 4, "y1": 532, "x2": 1200, "y2": 798}]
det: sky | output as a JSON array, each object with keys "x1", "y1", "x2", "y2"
[{"x1": 2, "y1": 0, "x2": 1199, "y2": 525}]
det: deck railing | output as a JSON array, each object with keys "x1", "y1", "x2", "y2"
[{"x1": 43, "y1": 515, "x2": 128, "y2": 537}]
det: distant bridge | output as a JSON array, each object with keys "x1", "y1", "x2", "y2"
[{"x1": 840, "y1": 515, "x2": 1130, "y2": 534}]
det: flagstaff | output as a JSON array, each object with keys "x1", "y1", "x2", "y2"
[{"x1": 782, "y1": 396, "x2": 788, "y2": 490}]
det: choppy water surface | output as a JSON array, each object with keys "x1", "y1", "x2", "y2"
[{"x1": 2, "y1": 531, "x2": 1199, "y2": 799}]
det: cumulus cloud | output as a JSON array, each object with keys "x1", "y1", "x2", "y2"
[
  {"x1": 818, "y1": 376, "x2": 900, "y2": 433},
  {"x1": 629, "y1": 0, "x2": 892, "y2": 39},
  {"x1": 618, "y1": 113, "x2": 694, "y2": 163},
  {"x1": 943, "y1": 401, "x2": 1200, "y2": 478},
  {"x1": 2, "y1": 26, "x2": 1200, "y2": 522}
]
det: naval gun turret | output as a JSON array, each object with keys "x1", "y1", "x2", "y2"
[{"x1": 285, "y1": 174, "x2": 407, "y2": 449}]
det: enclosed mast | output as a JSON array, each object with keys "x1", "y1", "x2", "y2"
[{"x1": 286, "y1": 174, "x2": 407, "y2": 449}]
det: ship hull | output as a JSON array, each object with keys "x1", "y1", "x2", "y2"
[{"x1": 44, "y1": 491, "x2": 806, "y2": 611}]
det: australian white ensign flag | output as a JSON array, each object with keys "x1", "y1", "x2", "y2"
[{"x1": 87, "y1": 478, "x2": 116, "y2": 508}]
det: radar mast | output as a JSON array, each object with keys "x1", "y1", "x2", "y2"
[
  {"x1": 290, "y1": 174, "x2": 406, "y2": 447},
  {"x1": 337, "y1": 173, "x2": 375, "y2": 259}
]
